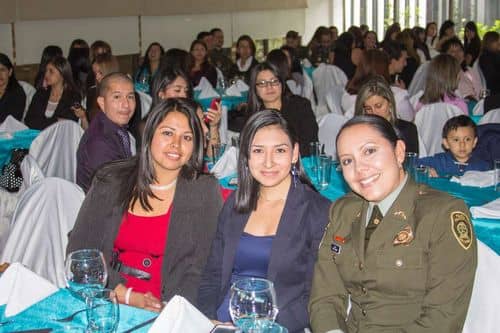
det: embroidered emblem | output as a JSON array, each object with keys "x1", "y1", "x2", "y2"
[
  {"x1": 451, "y1": 211, "x2": 473, "y2": 250},
  {"x1": 393, "y1": 210, "x2": 407, "y2": 220},
  {"x1": 393, "y1": 225, "x2": 414, "y2": 246},
  {"x1": 331, "y1": 242, "x2": 342, "y2": 254},
  {"x1": 334, "y1": 235, "x2": 346, "y2": 244}
]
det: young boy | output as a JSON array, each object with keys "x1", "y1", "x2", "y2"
[{"x1": 418, "y1": 115, "x2": 490, "y2": 177}]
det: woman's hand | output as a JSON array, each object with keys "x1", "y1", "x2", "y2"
[
  {"x1": 206, "y1": 101, "x2": 222, "y2": 128},
  {"x1": 115, "y1": 284, "x2": 163, "y2": 312}
]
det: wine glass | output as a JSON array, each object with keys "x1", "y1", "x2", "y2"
[
  {"x1": 65, "y1": 249, "x2": 108, "y2": 299},
  {"x1": 229, "y1": 278, "x2": 278, "y2": 333}
]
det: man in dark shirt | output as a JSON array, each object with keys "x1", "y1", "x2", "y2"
[
  {"x1": 76, "y1": 72, "x2": 136, "y2": 192},
  {"x1": 209, "y1": 28, "x2": 233, "y2": 79}
]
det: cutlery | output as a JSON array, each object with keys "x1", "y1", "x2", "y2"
[{"x1": 121, "y1": 316, "x2": 157, "y2": 333}]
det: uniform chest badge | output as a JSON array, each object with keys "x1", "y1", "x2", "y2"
[
  {"x1": 331, "y1": 235, "x2": 348, "y2": 254},
  {"x1": 451, "y1": 211, "x2": 473, "y2": 250},
  {"x1": 393, "y1": 225, "x2": 414, "y2": 246}
]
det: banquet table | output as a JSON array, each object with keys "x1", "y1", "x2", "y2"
[
  {"x1": 195, "y1": 91, "x2": 247, "y2": 112},
  {"x1": 0, "y1": 288, "x2": 156, "y2": 332},
  {"x1": 0, "y1": 130, "x2": 40, "y2": 169}
]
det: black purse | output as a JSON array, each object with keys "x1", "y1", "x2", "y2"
[{"x1": 0, "y1": 148, "x2": 29, "y2": 192}]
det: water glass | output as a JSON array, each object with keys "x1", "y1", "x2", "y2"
[
  {"x1": 404, "y1": 152, "x2": 418, "y2": 178},
  {"x1": 86, "y1": 288, "x2": 119, "y2": 333},
  {"x1": 415, "y1": 165, "x2": 429, "y2": 184},
  {"x1": 317, "y1": 155, "x2": 332, "y2": 190},
  {"x1": 309, "y1": 142, "x2": 321, "y2": 169},
  {"x1": 229, "y1": 278, "x2": 278, "y2": 333},
  {"x1": 495, "y1": 159, "x2": 500, "y2": 192},
  {"x1": 479, "y1": 89, "x2": 490, "y2": 100},
  {"x1": 212, "y1": 143, "x2": 227, "y2": 164},
  {"x1": 65, "y1": 249, "x2": 107, "y2": 299}
]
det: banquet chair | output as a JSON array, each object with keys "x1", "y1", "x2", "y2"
[
  {"x1": 473, "y1": 123, "x2": 500, "y2": 165},
  {"x1": 318, "y1": 113, "x2": 348, "y2": 157},
  {"x1": 137, "y1": 90, "x2": 152, "y2": 119},
  {"x1": 414, "y1": 103, "x2": 463, "y2": 157},
  {"x1": 472, "y1": 60, "x2": 487, "y2": 91},
  {"x1": 462, "y1": 240, "x2": 500, "y2": 333},
  {"x1": 408, "y1": 62, "x2": 429, "y2": 97},
  {"x1": 472, "y1": 99, "x2": 484, "y2": 116},
  {"x1": 29, "y1": 120, "x2": 84, "y2": 183},
  {"x1": 18, "y1": 81, "x2": 36, "y2": 122},
  {"x1": 312, "y1": 64, "x2": 348, "y2": 108},
  {"x1": 0, "y1": 177, "x2": 85, "y2": 288},
  {"x1": 409, "y1": 90, "x2": 424, "y2": 112},
  {"x1": 478, "y1": 109, "x2": 500, "y2": 125},
  {"x1": 325, "y1": 85, "x2": 346, "y2": 116},
  {"x1": 0, "y1": 155, "x2": 44, "y2": 253},
  {"x1": 0, "y1": 115, "x2": 28, "y2": 132}
]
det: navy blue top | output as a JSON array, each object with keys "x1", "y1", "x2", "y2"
[
  {"x1": 216, "y1": 232, "x2": 274, "y2": 322},
  {"x1": 418, "y1": 151, "x2": 491, "y2": 177}
]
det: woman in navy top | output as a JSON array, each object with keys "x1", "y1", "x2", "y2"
[{"x1": 198, "y1": 110, "x2": 331, "y2": 332}]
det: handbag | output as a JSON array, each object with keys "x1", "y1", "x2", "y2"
[{"x1": 0, "y1": 148, "x2": 29, "y2": 192}]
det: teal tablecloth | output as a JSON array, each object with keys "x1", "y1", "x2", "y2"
[
  {"x1": 222, "y1": 157, "x2": 500, "y2": 254},
  {"x1": 467, "y1": 100, "x2": 482, "y2": 124},
  {"x1": 0, "y1": 289, "x2": 156, "y2": 332},
  {"x1": 0, "y1": 129, "x2": 40, "y2": 168},
  {"x1": 194, "y1": 91, "x2": 247, "y2": 112}
]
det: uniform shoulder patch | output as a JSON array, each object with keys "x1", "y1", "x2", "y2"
[{"x1": 450, "y1": 211, "x2": 473, "y2": 250}]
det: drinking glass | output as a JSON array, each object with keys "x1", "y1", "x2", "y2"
[
  {"x1": 404, "y1": 152, "x2": 418, "y2": 179},
  {"x1": 86, "y1": 288, "x2": 119, "y2": 333},
  {"x1": 212, "y1": 143, "x2": 227, "y2": 164},
  {"x1": 317, "y1": 155, "x2": 332, "y2": 190},
  {"x1": 495, "y1": 159, "x2": 500, "y2": 192},
  {"x1": 479, "y1": 89, "x2": 490, "y2": 100},
  {"x1": 229, "y1": 278, "x2": 278, "y2": 333},
  {"x1": 309, "y1": 142, "x2": 321, "y2": 172},
  {"x1": 415, "y1": 165, "x2": 429, "y2": 184},
  {"x1": 65, "y1": 249, "x2": 107, "y2": 299}
]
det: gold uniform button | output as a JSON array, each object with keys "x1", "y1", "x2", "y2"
[
  {"x1": 395, "y1": 259, "x2": 403, "y2": 267},
  {"x1": 361, "y1": 287, "x2": 367, "y2": 294},
  {"x1": 373, "y1": 218, "x2": 381, "y2": 225},
  {"x1": 359, "y1": 262, "x2": 364, "y2": 270}
]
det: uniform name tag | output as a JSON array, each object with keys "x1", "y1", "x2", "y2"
[{"x1": 331, "y1": 242, "x2": 342, "y2": 254}]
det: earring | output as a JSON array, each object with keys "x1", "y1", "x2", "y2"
[{"x1": 291, "y1": 163, "x2": 298, "y2": 188}]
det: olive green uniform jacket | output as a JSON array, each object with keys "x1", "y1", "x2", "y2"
[{"x1": 309, "y1": 179, "x2": 477, "y2": 333}]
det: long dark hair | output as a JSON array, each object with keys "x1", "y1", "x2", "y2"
[
  {"x1": 235, "y1": 110, "x2": 313, "y2": 213},
  {"x1": 68, "y1": 47, "x2": 90, "y2": 96},
  {"x1": 438, "y1": 20, "x2": 455, "y2": 40},
  {"x1": 130, "y1": 98, "x2": 204, "y2": 211},
  {"x1": 236, "y1": 35, "x2": 256, "y2": 59},
  {"x1": 247, "y1": 62, "x2": 287, "y2": 114},
  {"x1": 47, "y1": 56, "x2": 80, "y2": 98},
  {"x1": 0, "y1": 53, "x2": 17, "y2": 91},
  {"x1": 137, "y1": 42, "x2": 165, "y2": 78},
  {"x1": 266, "y1": 49, "x2": 291, "y2": 81},
  {"x1": 151, "y1": 67, "x2": 193, "y2": 107},
  {"x1": 34, "y1": 45, "x2": 63, "y2": 89}
]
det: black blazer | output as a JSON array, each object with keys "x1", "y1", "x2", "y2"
[
  {"x1": 67, "y1": 159, "x2": 223, "y2": 305},
  {"x1": 395, "y1": 119, "x2": 419, "y2": 155},
  {"x1": 0, "y1": 80, "x2": 25, "y2": 123},
  {"x1": 198, "y1": 182, "x2": 331, "y2": 333},
  {"x1": 229, "y1": 58, "x2": 259, "y2": 84},
  {"x1": 281, "y1": 95, "x2": 319, "y2": 156},
  {"x1": 24, "y1": 87, "x2": 80, "y2": 130},
  {"x1": 479, "y1": 50, "x2": 500, "y2": 95}
]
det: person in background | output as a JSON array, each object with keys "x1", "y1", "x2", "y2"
[
  {"x1": 418, "y1": 115, "x2": 490, "y2": 177},
  {"x1": 412, "y1": 26, "x2": 431, "y2": 63},
  {"x1": 425, "y1": 22, "x2": 438, "y2": 49},
  {"x1": 198, "y1": 110, "x2": 330, "y2": 332},
  {"x1": 229, "y1": 35, "x2": 259, "y2": 84},
  {"x1": 209, "y1": 28, "x2": 233, "y2": 79},
  {"x1": 86, "y1": 40, "x2": 112, "y2": 91},
  {"x1": 159, "y1": 48, "x2": 190, "y2": 75},
  {"x1": 348, "y1": 26, "x2": 364, "y2": 49},
  {"x1": 464, "y1": 21, "x2": 481, "y2": 66},
  {"x1": 25, "y1": 56, "x2": 81, "y2": 130},
  {"x1": 332, "y1": 32, "x2": 358, "y2": 80},
  {"x1": 69, "y1": 39, "x2": 89, "y2": 51},
  {"x1": 0, "y1": 53, "x2": 26, "y2": 123},
  {"x1": 34, "y1": 45, "x2": 63, "y2": 90},
  {"x1": 309, "y1": 114, "x2": 476, "y2": 333},
  {"x1": 354, "y1": 76, "x2": 419, "y2": 154},
  {"x1": 441, "y1": 37, "x2": 482, "y2": 101},
  {"x1": 285, "y1": 30, "x2": 308, "y2": 60},
  {"x1": 197, "y1": 31, "x2": 215, "y2": 52},
  {"x1": 68, "y1": 98, "x2": 223, "y2": 311},
  {"x1": 435, "y1": 20, "x2": 456, "y2": 52},
  {"x1": 135, "y1": 42, "x2": 164, "y2": 95},
  {"x1": 68, "y1": 46, "x2": 91, "y2": 98},
  {"x1": 247, "y1": 62, "x2": 318, "y2": 156},
  {"x1": 478, "y1": 31, "x2": 500, "y2": 95},
  {"x1": 329, "y1": 26, "x2": 339, "y2": 44},
  {"x1": 417, "y1": 54, "x2": 467, "y2": 114},
  {"x1": 383, "y1": 41, "x2": 408, "y2": 89},
  {"x1": 395, "y1": 29, "x2": 420, "y2": 88},
  {"x1": 380, "y1": 22, "x2": 401, "y2": 49},
  {"x1": 363, "y1": 30, "x2": 378, "y2": 50},
  {"x1": 188, "y1": 40, "x2": 217, "y2": 88},
  {"x1": 308, "y1": 26, "x2": 334, "y2": 67}
]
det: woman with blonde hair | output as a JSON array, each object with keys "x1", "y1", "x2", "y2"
[
  {"x1": 354, "y1": 76, "x2": 419, "y2": 154},
  {"x1": 417, "y1": 54, "x2": 467, "y2": 114}
]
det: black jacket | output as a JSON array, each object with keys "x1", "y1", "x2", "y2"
[{"x1": 0, "y1": 80, "x2": 25, "y2": 123}]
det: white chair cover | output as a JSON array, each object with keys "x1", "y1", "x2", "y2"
[
  {"x1": 462, "y1": 240, "x2": 500, "y2": 333},
  {"x1": 136, "y1": 90, "x2": 152, "y2": 119},
  {"x1": 391, "y1": 86, "x2": 415, "y2": 122},
  {"x1": 414, "y1": 103, "x2": 463, "y2": 157},
  {"x1": 340, "y1": 91, "x2": 356, "y2": 119},
  {"x1": 325, "y1": 85, "x2": 346, "y2": 116},
  {"x1": 302, "y1": 68, "x2": 315, "y2": 103},
  {"x1": 318, "y1": 113, "x2": 348, "y2": 158},
  {"x1": 0, "y1": 155, "x2": 44, "y2": 254},
  {"x1": 472, "y1": 60, "x2": 487, "y2": 91},
  {"x1": 29, "y1": 120, "x2": 84, "y2": 182},
  {"x1": 478, "y1": 109, "x2": 500, "y2": 125},
  {"x1": 408, "y1": 62, "x2": 430, "y2": 97},
  {"x1": 312, "y1": 64, "x2": 348, "y2": 107},
  {"x1": 472, "y1": 99, "x2": 484, "y2": 116},
  {"x1": 0, "y1": 177, "x2": 84, "y2": 287},
  {"x1": 286, "y1": 80, "x2": 302, "y2": 96},
  {"x1": 0, "y1": 115, "x2": 28, "y2": 132},
  {"x1": 409, "y1": 90, "x2": 424, "y2": 110},
  {"x1": 18, "y1": 81, "x2": 36, "y2": 122}
]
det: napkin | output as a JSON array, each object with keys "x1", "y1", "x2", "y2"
[
  {"x1": 235, "y1": 79, "x2": 249, "y2": 92},
  {"x1": 195, "y1": 78, "x2": 220, "y2": 100},
  {"x1": 225, "y1": 84, "x2": 242, "y2": 97},
  {"x1": 211, "y1": 146, "x2": 238, "y2": 179},
  {"x1": 0, "y1": 263, "x2": 58, "y2": 317},
  {"x1": 0, "y1": 115, "x2": 28, "y2": 132},
  {"x1": 470, "y1": 198, "x2": 500, "y2": 219},
  {"x1": 148, "y1": 295, "x2": 214, "y2": 333},
  {"x1": 193, "y1": 77, "x2": 211, "y2": 91},
  {"x1": 450, "y1": 170, "x2": 495, "y2": 188}
]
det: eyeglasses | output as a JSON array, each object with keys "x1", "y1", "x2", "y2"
[{"x1": 255, "y1": 79, "x2": 281, "y2": 88}]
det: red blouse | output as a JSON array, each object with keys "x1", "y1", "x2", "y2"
[{"x1": 113, "y1": 205, "x2": 172, "y2": 299}]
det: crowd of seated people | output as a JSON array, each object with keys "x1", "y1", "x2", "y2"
[{"x1": 1, "y1": 18, "x2": 500, "y2": 333}]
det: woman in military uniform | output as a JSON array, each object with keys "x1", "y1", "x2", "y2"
[{"x1": 309, "y1": 115, "x2": 477, "y2": 333}]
